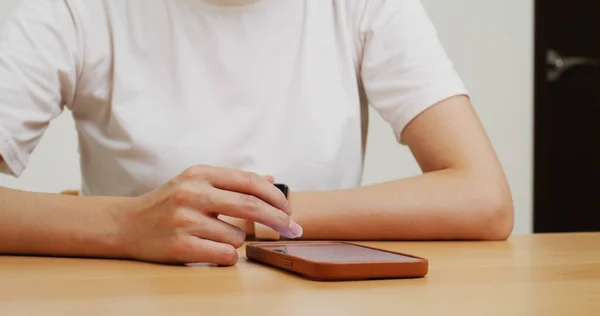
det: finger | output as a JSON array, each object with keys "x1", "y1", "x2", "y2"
[
  {"x1": 187, "y1": 215, "x2": 246, "y2": 249},
  {"x1": 213, "y1": 188, "x2": 301, "y2": 238},
  {"x1": 185, "y1": 166, "x2": 290, "y2": 215},
  {"x1": 220, "y1": 215, "x2": 254, "y2": 234},
  {"x1": 178, "y1": 187, "x2": 300, "y2": 238},
  {"x1": 177, "y1": 236, "x2": 238, "y2": 266}
]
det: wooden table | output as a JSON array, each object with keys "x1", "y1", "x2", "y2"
[{"x1": 1, "y1": 233, "x2": 599, "y2": 315}]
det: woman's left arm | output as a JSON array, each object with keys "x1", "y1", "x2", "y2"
[{"x1": 290, "y1": 95, "x2": 513, "y2": 241}]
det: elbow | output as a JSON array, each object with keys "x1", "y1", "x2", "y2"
[{"x1": 470, "y1": 184, "x2": 514, "y2": 241}]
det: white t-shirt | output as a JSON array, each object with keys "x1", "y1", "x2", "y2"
[{"x1": 0, "y1": 0, "x2": 467, "y2": 196}]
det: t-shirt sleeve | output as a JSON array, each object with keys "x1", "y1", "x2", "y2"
[
  {"x1": 359, "y1": 0, "x2": 469, "y2": 144},
  {"x1": 0, "y1": 0, "x2": 80, "y2": 176}
]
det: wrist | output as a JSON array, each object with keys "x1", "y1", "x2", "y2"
[
  {"x1": 106, "y1": 196, "x2": 145, "y2": 260},
  {"x1": 49, "y1": 194, "x2": 136, "y2": 260}
]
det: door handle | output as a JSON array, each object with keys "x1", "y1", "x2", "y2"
[{"x1": 547, "y1": 49, "x2": 599, "y2": 82}]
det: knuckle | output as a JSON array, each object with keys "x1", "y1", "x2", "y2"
[
  {"x1": 181, "y1": 167, "x2": 198, "y2": 179},
  {"x1": 165, "y1": 177, "x2": 179, "y2": 189},
  {"x1": 194, "y1": 190, "x2": 213, "y2": 207},
  {"x1": 170, "y1": 187, "x2": 191, "y2": 206},
  {"x1": 181, "y1": 165, "x2": 207, "y2": 180},
  {"x1": 278, "y1": 213, "x2": 290, "y2": 226},
  {"x1": 240, "y1": 194, "x2": 261, "y2": 211},
  {"x1": 258, "y1": 211, "x2": 290, "y2": 232},
  {"x1": 274, "y1": 213, "x2": 290, "y2": 230},
  {"x1": 171, "y1": 185, "x2": 212, "y2": 208},
  {"x1": 171, "y1": 210, "x2": 194, "y2": 228},
  {"x1": 243, "y1": 171, "x2": 261, "y2": 188}
]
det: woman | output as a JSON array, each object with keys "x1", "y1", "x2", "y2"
[{"x1": 0, "y1": 0, "x2": 513, "y2": 265}]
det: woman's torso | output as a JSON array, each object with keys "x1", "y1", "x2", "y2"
[{"x1": 69, "y1": 0, "x2": 369, "y2": 196}]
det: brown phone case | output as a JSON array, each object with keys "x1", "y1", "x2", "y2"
[{"x1": 246, "y1": 241, "x2": 428, "y2": 281}]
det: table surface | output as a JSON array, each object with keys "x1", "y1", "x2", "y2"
[{"x1": 1, "y1": 233, "x2": 599, "y2": 316}]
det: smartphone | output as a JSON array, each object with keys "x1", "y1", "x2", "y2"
[{"x1": 246, "y1": 241, "x2": 428, "y2": 281}]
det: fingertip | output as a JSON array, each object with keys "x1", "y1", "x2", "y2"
[
  {"x1": 218, "y1": 244, "x2": 239, "y2": 266},
  {"x1": 186, "y1": 237, "x2": 239, "y2": 266},
  {"x1": 232, "y1": 227, "x2": 246, "y2": 249},
  {"x1": 278, "y1": 223, "x2": 303, "y2": 239},
  {"x1": 288, "y1": 220, "x2": 303, "y2": 238}
]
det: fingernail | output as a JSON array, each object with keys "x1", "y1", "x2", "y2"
[{"x1": 288, "y1": 220, "x2": 303, "y2": 238}]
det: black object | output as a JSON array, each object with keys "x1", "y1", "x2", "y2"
[
  {"x1": 534, "y1": 0, "x2": 600, "y2": 232},
  {"x1": 274, "y1": 183, "x2": 289, "y2": 198}
]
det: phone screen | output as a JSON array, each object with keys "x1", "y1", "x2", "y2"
[{"x1": 261, "y1": 243, "x2": 420, "y2": 263}]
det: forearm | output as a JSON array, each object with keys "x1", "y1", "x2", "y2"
[
  {"x1": 0, "y1": 186, "x2": 131, "y2": 258},
  {"x1": 291, "y1": 168, "x2": 513, "y2": 241}
]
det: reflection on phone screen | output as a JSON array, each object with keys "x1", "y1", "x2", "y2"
[{"x1": 264, "y1": 243, "x2": 420, "y2": 263}]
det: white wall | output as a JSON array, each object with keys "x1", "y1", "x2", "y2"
[
  {"x1": 0, "y1": 0, "x2": 534, "y2": 233},
  {"x1": 363, "y1": 0, "x2": 534, "y2": 234}
]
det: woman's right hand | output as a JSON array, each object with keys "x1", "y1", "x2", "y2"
[{"x1": 117, "y1": 165, "x2": 302, "y2": 265}]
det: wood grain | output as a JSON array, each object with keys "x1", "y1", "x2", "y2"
[{"x1": 1, "y1": 233, "x2": 599, "y2": 316}]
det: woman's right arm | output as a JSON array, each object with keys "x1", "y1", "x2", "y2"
[
  {"x1": 0, "y1": 181, "x2": 134, "y2": 259},
  {"x1": 0, "y1": 2, "x2": 112, "y2": 257},
  {"x1": 0, "y1": 163, "x2": 300, "y2": 264}
]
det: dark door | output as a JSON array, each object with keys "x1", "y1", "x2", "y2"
[{"x1": 534, "y1": 1, "x2": 600, "y2": 232}]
